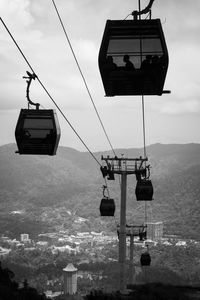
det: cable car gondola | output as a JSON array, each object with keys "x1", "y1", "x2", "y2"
[
  {"x1": 15, "y1": 71, "x2": 61, "y2": 155},
  {"x1": 140, "y1": 251, "x2": 151, "y2": 266},
  {"x1": 100, "y1": 198, "x2": 115, "y2": 216},
  {"x1": 135, "y1": 179, "x2": 153, "y2": 201},
  {"x1": 140, "y1": 244, "x2": 151, "y2": 266},
  {"x1": 15, "y1": 109, "x2": 61, "y2": 155},
  {"x1": 98, "y1": 18, "x2": 169, "y2": 96}
]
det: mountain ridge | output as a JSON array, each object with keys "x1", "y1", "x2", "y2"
[{"x1": 0, "y1": 143, "x2": 200, "y2": 239}]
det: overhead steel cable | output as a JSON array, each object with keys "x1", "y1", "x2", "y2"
[
  {"x1": 138, "y1": 0, "x2": 148, "y2": 225},
  {"x1": 0, "y1": 18, "x2": 34, "y2": 74},
  {"x1": 51, "y1": 0, "x2": 117, "y2": 157},
  {"x1": 142, "y1": 96, "x2": 147, "y2": 159},
  {"x1": 0, "y1": 17, "x2": 101, "y2": 167}
]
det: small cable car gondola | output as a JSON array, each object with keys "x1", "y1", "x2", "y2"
[
  {"x1": 98, "y1": 18, "x2": 168, "y2": 96},
  {"x1": 100, "y1": 198, "x2": 115, "y2": 216},
  {"x1": 135, "y1": 179, "x2": 153, "y2": 201},
  {"x1": 15, "y1": 71, "x2": 61, "y2": 155},
  {"x1": 140, "y1": 251, "x2": 151, "y2": 266},
  {"x1": 140, "y1": 244, "x2": 151, "y2": 266},
  {"x1": 15, "y1": 109, "x2": 60, "y2": 155},
  {"x1": 139, "y1": 226, "x2": 147, "y2": 241}
]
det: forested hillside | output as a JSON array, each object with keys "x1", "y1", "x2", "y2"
[{"x1": 0, "y1": 143, "x2": 199, "y2": 239}]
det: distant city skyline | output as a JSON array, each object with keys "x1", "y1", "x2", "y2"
[{"x1": 0, "y1": 0, "x2": 200, "y2": 152}]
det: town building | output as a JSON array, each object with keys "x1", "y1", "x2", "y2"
[
  {"x1": 146, "y1": 222, "x2": 163, "y2": 241},
  {"x1": 20, "y1": 233, "x2": 31, "y2": 243},
  {"x1": 63, "y1": 263, "x2": 78, "y2": 295}
]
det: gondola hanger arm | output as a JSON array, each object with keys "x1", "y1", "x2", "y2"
[
  {"x1": 102, "y1": 185, "x2": 108, "y2": 198},
  {"x1": 132, "y1": 0, "x2": 155, "y2": 19},
  {"x1": 23, "y1": 71, "x2": 40, "y2": 110}
]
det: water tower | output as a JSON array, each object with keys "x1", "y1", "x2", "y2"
[{"x1": 63, "y1": 263, "x2": 78, "y2": 295}]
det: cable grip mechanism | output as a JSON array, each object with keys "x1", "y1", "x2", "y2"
[{"x1": 132, "y1": 0, "x2": 155, "y2": 19}]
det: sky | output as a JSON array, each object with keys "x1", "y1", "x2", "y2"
[{"x1": 0, "y1": 0, "x2": 200, "y2": 152}]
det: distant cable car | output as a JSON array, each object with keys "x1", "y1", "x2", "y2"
[
  {"x1": 135, "y1": 179, "x2": 153, "y2": 201},
  {"x1": 100, "y1": 198, "x2": 115, "y2": 216},
  {"x1": 98, "y1": 19, "x2": 169, "y2": 96},
  {"x1": 139, "y1": 227, "x2": 147, "y2": 241},
  {"x1": 140, "y1": 251, "x2": 151, "y2": 266},
  {"x1": 15, "y1": 109, "x2": 61, "y2": 155}
]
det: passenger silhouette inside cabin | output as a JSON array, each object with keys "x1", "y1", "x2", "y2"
[
  {"x1": 123, "y1": 54, "x2": 135, "y2": 70},
  {"x1": 141, "y1": 54, "x2": 167, "y2": 71},
  {"x1": 151, "y1": 55, "x2": 160, "y2": 69},
  {"x1": 105, "y1": 56, "x2": 117, "y2": 72},
  {"x1": 23, "y1": 130, "x2": 31, "y2": 139},
  {"x1": 141, "y1": 55, "x2": 152, "y2": 70}
]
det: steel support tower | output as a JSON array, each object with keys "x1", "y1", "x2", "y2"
[{"x1": 101, "y1": 155, "x2": 147, "y2": 293}]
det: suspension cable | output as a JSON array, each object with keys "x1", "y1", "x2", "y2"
[
  {"x1": 137, "y1": 0, "x2": 148, "y2": 225},
  {"x1": 142, "y1": 95, "x2": 148, "y2": 224},
  {"x1": 51, "y1": 0, "x2": 117, "y2": 157},
  {"x1": 0, "y1": 17, "x2": 101, "y2": 167},
  {"x1": 51, "y1": 0, "x2": 119, "y2": 196},
  {"x1": 142, "y1": 96, "x2": 147, "y2": 159},
  {"x1": 0, "y1": 18, "x2": 34, "y2": 74},
  {"x1": 52, "y1": 0, "x2": 123, "y2": 198},
  {"x1": 137, "y1": 2, "x2": 147, "y2": 160},
  {"x1": 0, "y1": 17, "x2": 114, "y2": 201}
]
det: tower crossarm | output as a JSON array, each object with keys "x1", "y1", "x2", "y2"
[{"x1": 101, "y1": 155, "x2": 148, "y2": 175}]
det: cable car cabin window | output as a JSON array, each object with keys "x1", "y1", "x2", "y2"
[
  {"x1": 23, "y1": 118, "x2": 54, "y2": 139},
  {"x1": 107, "y1": 38, "x2": 163, "y2": 69},
  {"x1": 99, "y1": 19, "x2": 169, "y2": 96},
  {"x1": 15, "y1": 109, "x2": 60, "y2": 155},
  {"x1": 24, "y1": 118, "x2": 54, "y2": 129}
]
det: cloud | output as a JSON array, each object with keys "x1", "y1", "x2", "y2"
[
  {"x1": 160, "y1": 99, "x2": 200, "y2": 115},
  {"x1": 0, "y1": 0, "x2": 33, "y2": 31},
  {"x1": 74, "y1": 39, "x2": 98, "y2": 64},
  {"x1": 164, "y1": 40, "x2": 200, "y2": 110},
  {"x1": 1, "y1": 0, "x2": 200, "y2": 149},
  {"x1": 0, "y1": 15, "x2": 99, "y2": 111}
]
